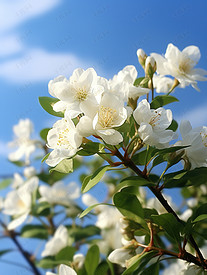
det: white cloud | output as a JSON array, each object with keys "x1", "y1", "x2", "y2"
[
  {"x1": 175, "y1": 103, "x2": 207, "y2": 127},
  {"x1": 0, "y1": 0, "x2": 61, "y2": 33},
  {"x1": 0, "y1": 48, "x2": 88, "y2": 83},
  {"x1": 0, "y1": 35, "x2": 24, "y2": 57}
]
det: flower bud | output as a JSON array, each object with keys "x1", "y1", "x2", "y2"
[
  {"x1": 145, "y1": 56, "x2": 157, "y2": 78},
  {"x1": 137, "y1": 48, "x2": 147, "y2": 68},
  {"x1": 73, "y1": 253, "x2": 85, "y2": 269},
  {"x1": 108, "y1": 248, "x2": 133, "y2": 267}
]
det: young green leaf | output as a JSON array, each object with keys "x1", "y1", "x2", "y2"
[
  {"x1": 115, "y1": 176, "x2": 154, "y2": 192},
  {"x1": 50, "y1": 158, "x2": 73, "y2": 174},
  {"x1": 150, "y1": 95, "x2": 179, "y2": 109},
  {"x1": 21, "y1": 225, "x2": 48, "y2": 239},
  {"x1": 79, "y1": 203, "x2": 112, "y2": 218},
  {"x1": 81, "y1": 165, "x2": 110, "y2": 193},
  {"x1": 85, "y1": 245, "x2": 100, "y2": 275},
  {"x1": 39, "y1": 96, "x2": 64, "y2": 117},
  {"x1": 0, "y1": 178, "x2": 12, "y2": 190},
  {"x1": 40, "y1": 128, "x2": 50, "y2": 141}
]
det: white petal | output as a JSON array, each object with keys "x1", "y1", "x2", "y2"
[
  {"x1": 179, "y1": 120, "x2": 192, "y2": 138},
  {"x1": 99, "y1": 130, "x2": 123, "y2": 145},
  {"x1": 8, "y1": 213, "x2": 29, "y2": 230},
  {"x1": 59, "y1": 264, "x2": 77, "y2": 275},
  {"x1": 182, "y1": 46, "x2": 201, "y2": 64}
]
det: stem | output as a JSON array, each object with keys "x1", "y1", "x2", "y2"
[
  {"x1": 156, "y1": 164, "x2": 170, "y2": 188},
  {"x1": 0, "y1": 220, "x2": 41, "y2": 275}
]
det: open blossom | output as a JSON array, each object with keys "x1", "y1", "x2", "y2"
[
  {"x1": 133, "y1": 99, "x2": 174, "y2": 148},
  {"x1": 12, "y1": 166, "x2": 37, "y2": 189},
  {"x1": 108, "y1": 65, "x2": 149, "y2": 100},
  {"x1": 77, "y1": 92, "x2": 127, "y2": 145},
  {"x1": 41, "y1": 225, "x2": 68, "y2": 257},
  {"x1": 46, "y1": 264, "x2": 77, "y2": 275},
  {"x1": 175, "y1": 120, "x2": 207, "y2": 169},
  {"x1": 48, "y1": 68, "x2": 103, "y2": 118},
  {"x1": 46, "y1": 113, "x2": 82, "y2": 167},
  {"x1": 93, "y1": 92, "x2": 127, "y2": 144},
  {"x1": 151, "y1": 43, "x2": 207, "y2": 91},
  {"x1": 39, "y1": 181, "x2": 80, "y2": 206},
  {"x1": 3, "y1": 177, "x2": 38, "y2": 230},
  {"x1": 8, "y1": 119, "x2": 37, "y2": 164}
]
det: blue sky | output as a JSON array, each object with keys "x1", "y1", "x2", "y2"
[{"x1": 0, "y1": 0, "x2": 207, "y2": 273}]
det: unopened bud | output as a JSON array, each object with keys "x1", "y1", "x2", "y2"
[
  {"x1": 145, "y1": 56, "x2": 157, "y2": 78},
  {"x1": 137, "y1": 48, "x2": 147, "y2": 68}
]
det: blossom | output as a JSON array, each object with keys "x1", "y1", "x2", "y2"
[
  {"x1": 151, "y1": 43, "x2": 207, "y2": 91},
  {"x1": 12, "y1": 166, "x2": 37, "y2": 189},
  {"x1": 41, "y1": 225, "x2": 68, "y2": 257},
  {"x1": 46, "y1": 264, "x2": 77, "y2": 275},
  {"x1": 3, "y1": 177, "x2": 38, "y2": 230},
  {"x1": 93, "y1": 92, "x2": 127, "y2": 145},
  {"x1": 39, "y1": 181, "x2": 80, "y2": 206},
  {"x1": 48, "y1": 68, "x2": 103, "y2": 118},
  {"x1": 176, "y1": 120, "x2": 207, "y2": 169},
  {"x1": 46, "y1": 113, "x2": 82, "y2": 167},
  {"x1": 133, "y1": 99, "x2": 174, "y2": 148},
  {"x1": 72, "y1": 254, "x2": 85, "y2": 269},
  {"x1": 8, "y1": 119, "x2": 37, "y2": 164}
]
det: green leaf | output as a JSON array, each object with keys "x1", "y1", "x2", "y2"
[
  {"x1": 9, "y1": 160, "x2": 25, "y2": 167},
  {"x1": 50, "y1": 158, "x2": 73, "y2": 174},
  {"x1": 134, "y1": 77, "x2": 145, "y2": 87},
  {"x1": 40, "y1": 128, "x2": 50, "y2": 141},
  {"x1": 193, "y1": 203, "x2": 207, "y2": 221},
  {"x1": 152, "y1": 213, "x2": 182, "y2": 244},
  {"x1": 32, "y1": 202, "x2": 51, "y2": 216},
  {"x1": 113, "y1": 191, "x2": 148, "y2": 229},
  {"x1": 79, "y1": 203, "x2": 112, "y2": 218},
  {"x1": 41, "y1": 152, "x2": 50, "y2": 163},
  {"x1": 150, "y1": 95, "x2": 179, "y2": 109},
  {"x1": 38, "y1": 171, "x2": 67, "y2": 185},
  {"x1": 78, "y1": 142, "x2": 105, "y2": 156},
  {"x1": 85, "y1": 245, "x2": 100, "y2": 275},
  {"x1": 39, "y1": 96, "x2": 64, "y2": 117},
  {"x1": 164, "y1": 168, "x2": 207, "y2": 188},
  {"x1": 0, "y1": 178, "x2": 12, "y2": 190},
  {"x1": 55, "y1": 246, "x2": 76, "y2": 261},
  {"x1": 21, "y1": 225, "x2": 48, "y2": 239},
  {"x1": 131, "y1": 147, "x2": 154, "y2": 166},
  {"x1": 81, "y1": 165, "x2": 110, "y2": 193},
  {"x1": 37, "y1": 257, "x2": 68, "y2": 269},
  {"x1": 67, "y1": 225, "x2": 101, "y2": 241},
  {"x1": 141, "y1": 262, "x2": 159, "y2": 275},
  {"x1": 193, "y1": 214, "x2": 207, "y2": 223},
  {"x1": 115, "y1": 176, "x2": 154, "y2": 192},
  {"x1": 151, "y1": 145, "x2": 188, "y2": 158},
  {"x1": 167, "y1": 119, "x2": 178, "y2": 132},
  {"x1": 122, "y1": 251, "x2": 157, "y2": 275},
  {"x1": 94, "y1": 261, "x2": 109, "y2": 275}
]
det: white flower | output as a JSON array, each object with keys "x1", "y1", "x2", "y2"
[
  {"x1": 12, "y1": 166, "x2": 37, "y2": 189},
  {"x1": 93, "y1": 92, "x2": 127, "y2": 145},
  {"x1": 48, "y1": 68, "x2": 103, "y2": 118},
  {"x1": 147, "y1": 194, "x2": 177, "y2": 214},
  {"x1": 151, "y1": 43, "x2": 207, "y2": 91},
  {"x1": 176, "y1": 120, "x2": 207, "y2": 169},
  {"x1": 39, "y1": 181, "x2": 80, "y2": 206},
  {"x1": 3, "y1": 177, "x2": 38, "y2": 230},
  {"x1": 133, "y1": 99, "x2": 174, "y2": 148},
  {"x1": 8, "y1": 119, "x2": 37, "y2": 164},
  {"x1": 46, "y1": 264, "x2": 77, "y2": 275},
  {"x1": 41, "y1": 225, "x2": 68, "y2": 257},
  {"x1": 46, "y1": 114, "x2": 82, "y2": 167},
  {"x1": 108, "y1": 247, "x2": 133, "y2": 267},
  {"x1": 96, "y1": 205, "x2": 122, "y2": 229},
  {"x1": 153, "y1": 74, "x2": 174, "y2": 94}
]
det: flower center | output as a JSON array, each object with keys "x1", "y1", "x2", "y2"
[
  {"x1": 149, "y1": 111, "x2": 161, "y2": 127},
  {"x1": 75, "y1": 87, "x2": 88, "y2": 101},
  {"x1": 179, "y1": 58, "x2": 193, "y2": 74},
  {"x1": 98, "y1": 106, "x2": 117, "y2": 128},
  {"x1": 17, "y1": 199, "x2": 27, "y2": 210},
  {"x1": 57, "y1": 128, "x2": 72, "y2": 149}
]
